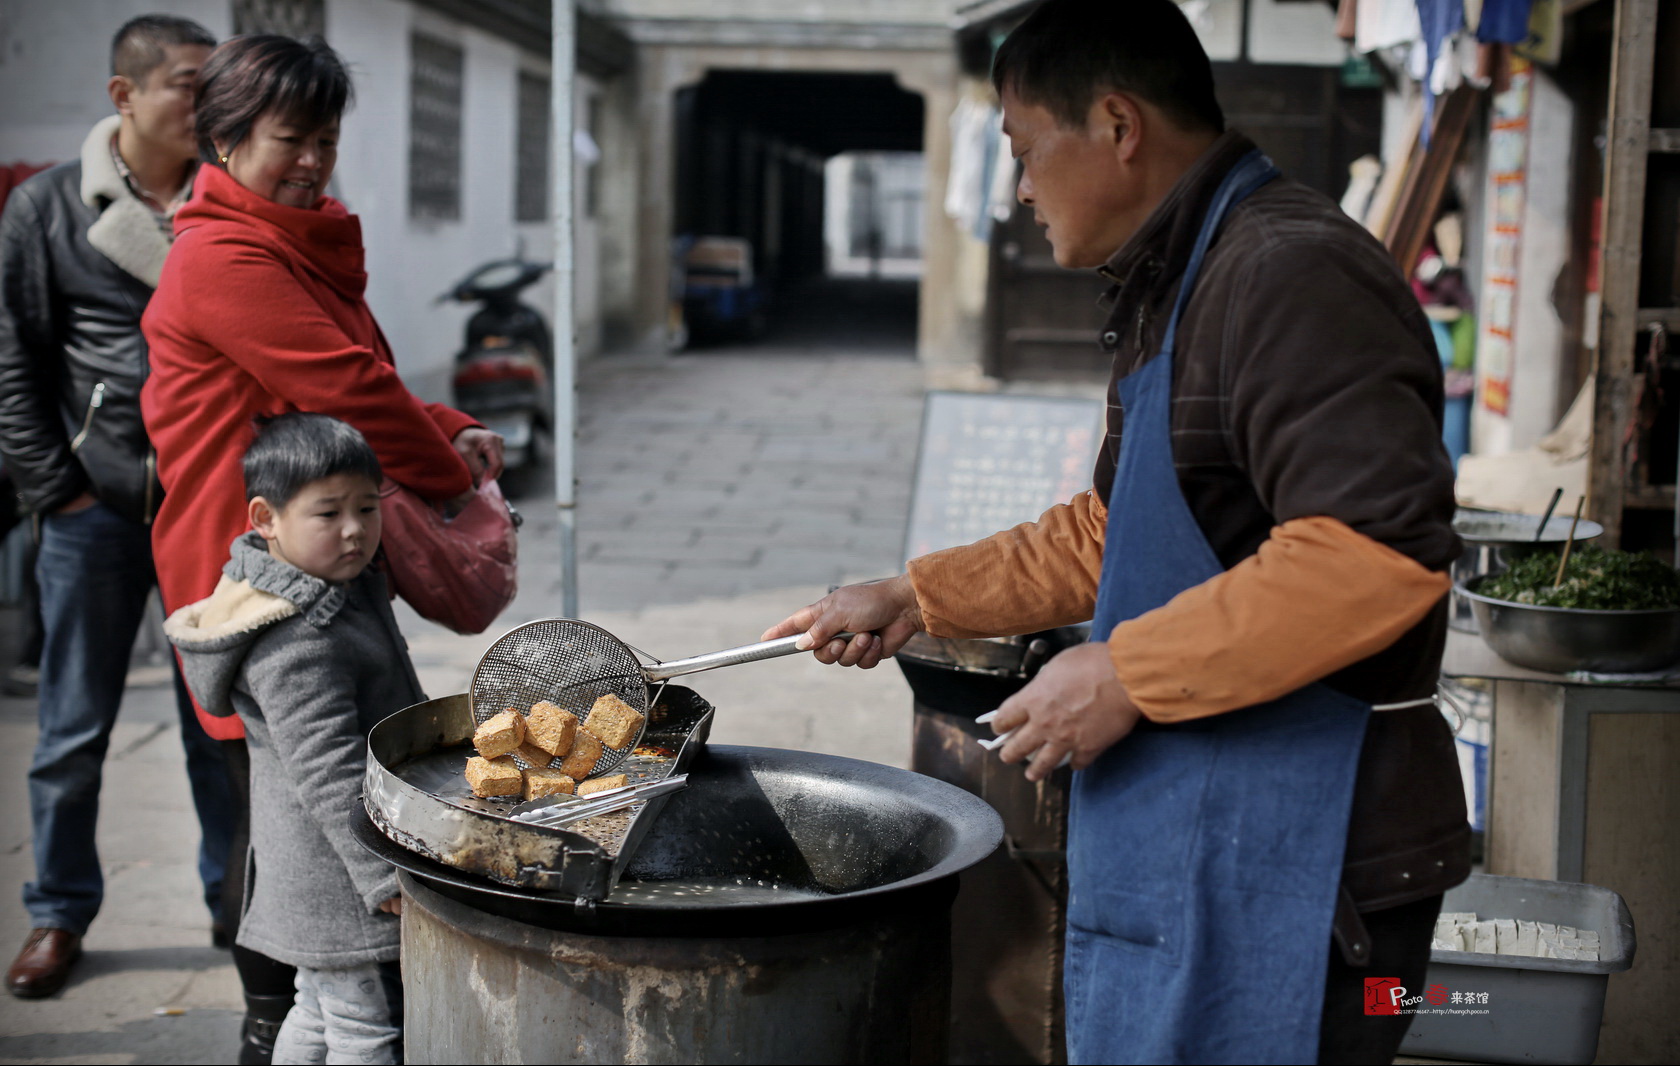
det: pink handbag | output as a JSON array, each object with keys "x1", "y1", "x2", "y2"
[{"x1": 378, "y1": 477, "x2": 518, "y2": 634}]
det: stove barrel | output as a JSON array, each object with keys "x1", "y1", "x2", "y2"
[
  {"x1": 895, "y1": 630, "x2": 1084, "y2": 1066},
  {"x1": 401, "y1": 874, "x2": 953, "y2": 1063},
  {"x1": 368, "y1": 744, "x2": 1003, "y2": 1065}
]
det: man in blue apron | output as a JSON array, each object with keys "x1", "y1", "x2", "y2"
[{"x1": 765, "y1": 1, "x2": 1470, "y2": 1062}]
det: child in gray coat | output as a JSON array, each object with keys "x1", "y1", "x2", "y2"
[{"x1": 167, "y1": 413, "x2": 420, "y2": 1065}]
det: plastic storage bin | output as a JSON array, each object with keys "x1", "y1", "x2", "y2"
[{"x1": 1401, "y1": 873, "x2": 1635, "y2": 1064}]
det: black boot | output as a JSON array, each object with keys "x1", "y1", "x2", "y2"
[{"x1": 238, "y1": 992, "x2": 293, "y2": 1066}]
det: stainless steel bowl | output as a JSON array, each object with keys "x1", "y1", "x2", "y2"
[
  {"x1": 1448, "y1": 509, "x2": 1607, "y2": 635},
  {"x1": 1459, "y1": 575, "x2": 1680, "y2": 674},
  {"x1": 1453, "y1": 508, "x2": 1605, "y2": 551}
]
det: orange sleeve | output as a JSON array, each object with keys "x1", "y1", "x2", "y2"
[
  {"x1": 1107, "y1": 516, "x2": 1450, "y2": 722},
  {"x1": 906, "y1": 490, "x2": 1108, "y2": 639}
]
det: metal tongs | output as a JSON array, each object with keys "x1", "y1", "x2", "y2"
[
  {"x1": 973, "y1": 710, "x2": 1073, "y2": 770},
  {"x1": 506, "y1": 774, "x2": 689, "y2": 828}
]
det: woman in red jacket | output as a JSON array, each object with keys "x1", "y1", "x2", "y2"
[{"x1": 141, "y1": 35, "x2": 501, "y2": 1061}]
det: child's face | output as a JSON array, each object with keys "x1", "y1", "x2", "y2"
[{"x1": 251, "y1": 474, "x2": 382, "y2": 584}]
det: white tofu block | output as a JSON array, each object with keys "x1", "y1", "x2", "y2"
[
  {"x1": 1442, "y1": 912, "x2": 1478, "y2": 925},
  {"x1": 1472, "y1": 920, "x2": 1498, "y2": 954},
  {"x1": 1578, "y1": 930, "x2": 1600, "y2": 947},
  {"x1": 1432, "y1": 937, "x2": 1460, "y2": 952},
  {"x1": 1494, "y1": 919, "x2": 1518, "y2": 954},
  {"x1": 1513, "y1": 921, "x2": 1542, "y2": 957}
]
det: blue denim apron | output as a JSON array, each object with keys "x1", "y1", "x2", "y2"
[{"x1": 1067, "y1": 151, "x2": 1371, "y2": 1064}]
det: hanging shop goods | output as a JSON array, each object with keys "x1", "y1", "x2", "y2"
[{"x1": 1477, "y1": 56, "x2": 1535, "y2": 417}]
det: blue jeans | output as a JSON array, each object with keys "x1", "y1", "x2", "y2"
[{"x1": 23, "y1": 500, "x2": 234, "y2": 934}]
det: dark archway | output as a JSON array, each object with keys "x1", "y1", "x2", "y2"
[{"x1": 672, "y1": 70, "x2": 925, "y2": 352}]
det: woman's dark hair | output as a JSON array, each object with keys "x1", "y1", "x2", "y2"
[
  {"x1": 243, "y1": 413, "x2": 382, "y2": 507},
  {"x1": 991, "y1": 0, "x2": 1224, "y2": 135},
  {"x1": 194, "y1": 35, "x2": 352, "y2": 163}
]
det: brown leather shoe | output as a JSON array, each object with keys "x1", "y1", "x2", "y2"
[{"x1": 7, "y1": 928, "x2": 82, "y2": 999}]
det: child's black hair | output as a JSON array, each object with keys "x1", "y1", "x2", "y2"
[{"x1": 242, "y1": 412, "x2": 382, "y2": 508}]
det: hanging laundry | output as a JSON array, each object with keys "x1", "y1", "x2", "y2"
[
  {"x1": 1414, "y1": 0, "x2": 1465, "y2": 144},
  {"x1": 1356, "y1": 0, "x2": 1420, "y2": 53},
  {"x1": 1464, "y1": 0, "x2": 1485, "y2": 34},
  {"x1": 986, "y1": 117, "x2": 1018, "y2": 226},
  {"x1": 1335, "y1": 0, "x2": 1358, "y2": 42},
  {"x1": 944, "y1": 97, "x2": 996, "y2": 237},
  {"x1": 1477, "y1": 0, "x2": 1534, "y2": 43},
  {"x1": 972, "y1": 113, "x2": 1002, "y2": 242}
]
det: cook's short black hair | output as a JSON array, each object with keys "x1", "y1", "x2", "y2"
[
  {"x1": 243, "y1": 413, "x2": 382, "y2": 508},
  {"x1": 111, "y1": 15, "x2": 216, "y2": 85},
  {"x1": 991, "y1": 0, "x2": 1224, "y2": 135},
  {"x1": 195, "y1": 34, "x2": 352, "y2": 163}
]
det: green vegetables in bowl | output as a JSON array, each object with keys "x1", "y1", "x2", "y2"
[{"x1": 1479, "y1": 545, "x2": 1680, "y2": 610}]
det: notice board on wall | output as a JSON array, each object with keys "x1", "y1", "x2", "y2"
[{"x1": 903, "y1": 392, "x2": 1106, "y2": 566}]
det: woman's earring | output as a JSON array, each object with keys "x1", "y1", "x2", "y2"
[{"x1": 218, "y1": 154, "x2": 229, "y2": 165}]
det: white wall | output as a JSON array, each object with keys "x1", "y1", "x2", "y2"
[
  {"x1": 1246, "y1": 0, "x2": 1346, "y2": 66},
  {"x1": 572, "y1": 75, "x2": 605, "y2": 357},
  {"x1": 0, "y1": 0, "x2": 229, "y2": 163},
  {"x1": 327, "y1": 0, "x2": 557, "y2": 403},
  {"x1": 1177, "y1": 0, "x2": 1347, "y2": 66},
  {"x1": 592, "y1": 73, "x2": 639, "y2": 350},
  {"x1": 0, "y1": 0, "x2": 605, "y2": 406}
]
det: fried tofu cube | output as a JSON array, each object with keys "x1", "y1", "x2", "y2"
[
  {"x1": 465, "y1": 755, "x2": 522, "y2": 797},
  {"x1": 585, "y1": 693, "x2": 645, "y2": 750},
  {"x1": 559, "y1": 729, "x2": 604, "y2": 779},
  {"x1": 473, "y1": 709, "x2": 526, "y2": 760},
  {"x1": 522, "y1": 768, "x2": 576, "y2": 801},
  {"x1": 576, "y1": 773, "x2": 629, "y2": 797},
  {"x1": 516, "y1": 740, "x2": 554, "y2": 769},
  {"x1": 525, "y1": 701, "x2": 579, "y2": 757}
]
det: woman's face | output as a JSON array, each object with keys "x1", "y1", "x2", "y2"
[{"x1": 221, "y1": 111, "x2": 339, "y2": 208}]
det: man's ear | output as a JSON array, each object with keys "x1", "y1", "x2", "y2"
[
  {"x1": 249, "y1": 496, "x2": 280, "y2": 539},
  {"x1": 108, "y1": 74, "x2": 135, "y2": 116},
  {"x1": 1096, "y1": 92, "x2": 1145, "y2": 163}
]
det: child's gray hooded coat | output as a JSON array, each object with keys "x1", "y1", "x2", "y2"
[{"x1": 166, "y1": 532, "x2": 424, "y2": 969}]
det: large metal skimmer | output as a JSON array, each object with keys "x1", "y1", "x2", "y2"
[{"x1": 469, "y1": 619, "x2": 848, "y2": 778}]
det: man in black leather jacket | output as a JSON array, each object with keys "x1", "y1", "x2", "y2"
[{"x1": 0, "y1": 15, "x2": 232, "y2": 999}]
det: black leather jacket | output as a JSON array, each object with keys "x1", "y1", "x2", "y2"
[{"x1": 0, "y1": 161, "x2": 162, "y2": 524}]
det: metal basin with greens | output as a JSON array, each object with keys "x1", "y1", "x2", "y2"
[{"x1": 1459, "y1": 575, "x2": 1680, "y2": 674}]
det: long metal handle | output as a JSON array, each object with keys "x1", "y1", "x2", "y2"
[{"x1": 642, "y1": 632, "x2": 856, "y2": 682}]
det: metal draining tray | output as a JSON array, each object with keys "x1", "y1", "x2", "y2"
[{"x1": 363, "y1": 685, "x2": 714, "y2": 900}]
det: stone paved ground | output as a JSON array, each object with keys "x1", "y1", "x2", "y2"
[{"x1": 0, "y1": 338, "x2": 927, "y2": 1064}]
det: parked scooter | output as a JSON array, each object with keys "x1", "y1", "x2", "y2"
[{"x1": 442, "y1": 257, "x2": 553, "y2": 471}]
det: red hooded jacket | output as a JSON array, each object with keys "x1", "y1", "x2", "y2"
[{"x1": 143, "y1": 165, "x2": 477, "y2": 738}]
